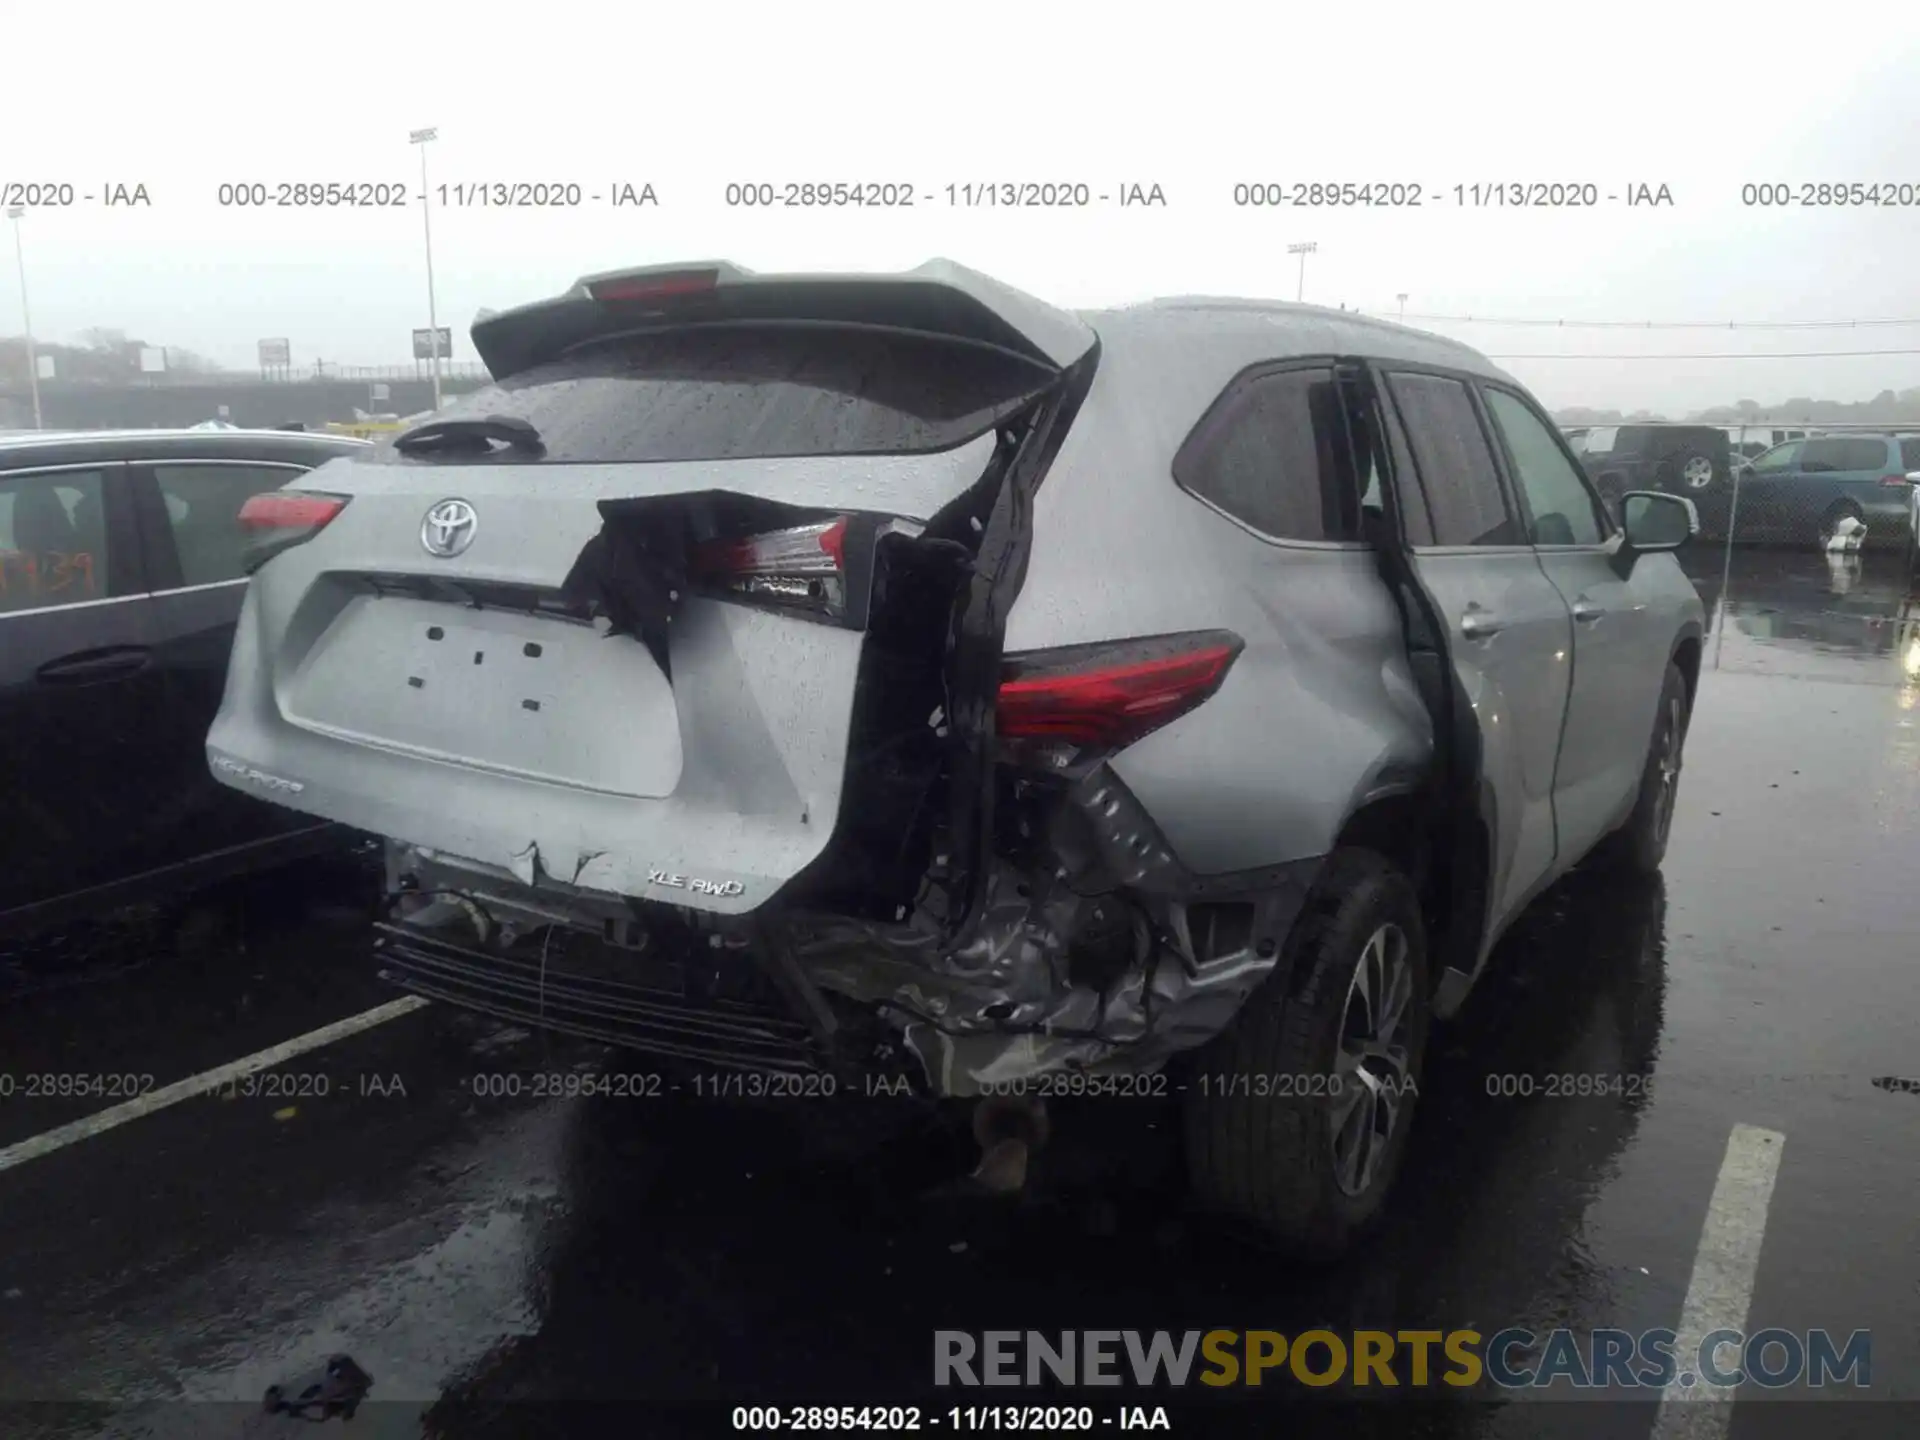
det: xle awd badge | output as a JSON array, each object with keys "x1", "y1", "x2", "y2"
[
  {"x1": 420, "y1": 498, "x2": 478, "y2": 558},
  {"x1": 210, "y1": 756, "x2": 305, "y2": 795},
  {"x1": 648, "y1": 866, "x2": 746, "y2": 898}
]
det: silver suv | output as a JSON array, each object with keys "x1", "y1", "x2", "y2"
[{"x1": 206, "y1": 260, "x2": 1706, "y2": 1257}]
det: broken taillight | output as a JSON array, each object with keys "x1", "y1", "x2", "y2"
[
  {"x1": 237, "y1": 491, "x2": 349, "y2": 574},
  {"x1": 689, "y1": 516, "x2": 852, "y2": 618},
  {"x1": 996, "y1": 630, "x2": 1244, "y2": 768}
]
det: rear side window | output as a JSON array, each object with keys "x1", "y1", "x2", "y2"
[
  {"x1": 0, "y1": 469, "x2": 112, "y2": 614},
  {"x1": 152, "y1": 463, "x2": 306, "y2": 587},
  {"x1": 1800, "y1": 437, "x2": 1887, "y2": 473},
  {"x1": 1174, "y1": 366, "x2": 1361, "y2": 542},
  {"x1": 382, "y1": 326, "x2": 1054, "y2": 464},
  {"x1": 1386, "y1": 373, "x2": 1521, "y2": 546}
]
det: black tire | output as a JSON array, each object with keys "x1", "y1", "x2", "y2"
[
  {"x1": 1589, "y1": 662, "x2": 1691, "y2": 877},
  {"x1": 1183, "y1": 848, "x2": 1429, "y2": 1261}
]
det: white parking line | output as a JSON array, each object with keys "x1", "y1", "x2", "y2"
[
  {"x1": 0, "y1": 995, "x2": 431, "y2": 1176},
  {"x1": 1649, "y1": 1122, "x2": 1787, "y2": 1440}
]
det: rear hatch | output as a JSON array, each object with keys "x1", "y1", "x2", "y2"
[{"x1": 208, "y1": 259, "x2": 1094, "y2": 915}]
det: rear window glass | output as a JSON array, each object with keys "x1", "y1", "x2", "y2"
[
  {"x1": 1901, "y1": 439, "x2": 1920, "y2": 472},
  {"x1": 1800, "y1": 437, "x2": 1888, "y2": 472},
  {"x1": 380, "y1": 326, "x2": 1053, "y2": 464},
  {"x1": 1637, "y1": 428, "x2": 1723, "y2": 460}
]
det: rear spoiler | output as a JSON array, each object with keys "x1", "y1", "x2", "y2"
[{"x1": 469, "y1": 258, "x2": 1098, "y2": 382}]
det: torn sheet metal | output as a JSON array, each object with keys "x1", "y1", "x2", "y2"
[
  {"x1": 795, "y1": 858, "x2": 1310, "y2": 1098},
  {"x1": 385, "y1": 767, "x2": 1319, "y2": 1100}
]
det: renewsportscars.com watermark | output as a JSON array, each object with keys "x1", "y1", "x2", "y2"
[{"x1": 934, "y1": 1329, "x2": 1872, "y2": 1392}]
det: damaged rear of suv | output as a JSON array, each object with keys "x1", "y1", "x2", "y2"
[{"x1": 208, "y1": 259, "x2": 1704, "y2": 1257}]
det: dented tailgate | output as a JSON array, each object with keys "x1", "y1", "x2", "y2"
[
  {"x1": 206, "y1": 259, "x2": 1092, "y2": 914},
  {"x1": 207, "y1": 445, "x2": 999, "y2": 912}
]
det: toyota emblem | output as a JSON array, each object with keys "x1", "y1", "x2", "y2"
[{"x1": 420, "y1": 498, "x2": 478, "y2": 558}]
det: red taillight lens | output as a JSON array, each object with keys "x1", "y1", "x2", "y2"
[
  {"x1": 997, "y1": 631, "x2": 1244, "y2": 759},
  {"x1": 238, "y1": 492, "x2": 348, "y2": 530},
  {"x1": 237, "y1": 491, "x2": 348, "y2": 573},
  {"x1": 587, "y1": 269, "x2": 719, "y2": 304},
  {"x1": 689, "y1": 516, "x2": 852, "y2": 616},
  {"x1": 1880, "y1": 474, "x2": 1912, "y2": 488}
]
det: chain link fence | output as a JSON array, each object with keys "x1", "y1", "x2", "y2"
[
  {"x1": 1581, "y1": 425, "x2": 1920, "y2": 688},
  {"x1": 1575, "y1": 423, "x2": 1920, "y2": 555}
]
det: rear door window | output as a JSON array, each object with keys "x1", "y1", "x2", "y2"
[
  {"x1": 1174, "y1": 365, "x2": 1362, "y2": 543},
  {"x1": 1352, "y1": 382, "x2": 1433, "y2": 547},
  {"x1": 0, "y1": 469, "x2": 114, "y2": 614},
  {"x1": 150, "y1": 463, "x2": 309, "y2": 586},
  {"x1": 1385, "y1": 373, "x2": 1523, "y2": 546},
  {"x1": 1840, "y1": 437, "x2": 1891, "y2": 471},
  {"x1": 381, "y1": 326, "x2": 1055, "y2": 464},
  {"x1": 1798, "y1": 438, "x2": 1883, "y2": 473}
]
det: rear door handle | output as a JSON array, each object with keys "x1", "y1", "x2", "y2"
[
  {"x1": 1571, "y1": 597, "x2": 1607, "y2": 623},
  {"x1": 1459, "y1": 607, "x2": 1505, "y2": 640},
  {"x1": 35, "y1": 645, "x2": 152, "y2": 686}
]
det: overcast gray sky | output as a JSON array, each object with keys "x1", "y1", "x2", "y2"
[{"x1": 6, "y1": 0, "x2": 1920, "y2": 412}]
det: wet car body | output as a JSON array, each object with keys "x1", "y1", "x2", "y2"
[
  {"x1": 206, "y1": 260, "x2": 1706, "y2": 1254},
  {"x1": 0, "y1": 427, "x2": 368, "y2": 938}
]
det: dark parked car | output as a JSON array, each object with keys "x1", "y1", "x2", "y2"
[
  {"x1": 1724, "y1": 433, "x2": 1920, "y2": 547},
  {"x1": 1570, "y1": 424, "x2": 1735, "y2": 515},
  {"x1": 0, "y1": 427, "x2": 370, "y2": 938}
]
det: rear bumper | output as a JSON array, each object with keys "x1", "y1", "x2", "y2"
[
  {"x1": 370, "y1": 826, "x2": 1325, "y2": 1099},
  {"x1": 373, "y1": 919, "x2": 838, "y2": 1074}
]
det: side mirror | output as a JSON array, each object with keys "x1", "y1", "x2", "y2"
[{"x1": 1614, "y1": 491, "x2": 1696, "y2": 571}]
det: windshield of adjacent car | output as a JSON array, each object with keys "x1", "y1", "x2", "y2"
[
  {"x1": 1749, "y1": 441, "x2": 1802, "y2": 473},
  {"x1": 376, "y1": 325, "x2": 1055, "y2": 465}
]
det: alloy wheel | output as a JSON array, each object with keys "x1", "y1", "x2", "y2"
[
  {"x1": 1331, "y1": 923, "x2": 1415, "y2": 1198},
  {"x1": 1652, "y1": 695, "x2": 1684, "y2": 845}
]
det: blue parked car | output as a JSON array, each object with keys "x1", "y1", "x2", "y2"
[{"x1": 1729, "y1": 433, "x2": 1920, "y2": 547}]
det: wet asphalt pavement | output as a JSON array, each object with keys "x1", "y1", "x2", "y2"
[{"x1": 1, "y1": 547, "x2": 1916, "y2": 1440}]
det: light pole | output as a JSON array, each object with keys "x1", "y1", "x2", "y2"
[
  {"x1": 1288, "y1": 241, "x2": 1318, "y2": 303},
  {"x1": 1396, "y1": 293, "x2": 1409, "y2": 321},
  {"x1": 6, "y1": 205, "x2": 42, "y2": 430},
  {"x1": 410, "y1": 127, "x2": 443, "y2": 411}
]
